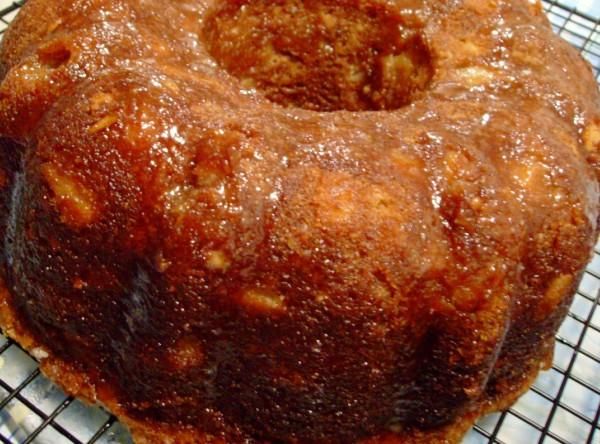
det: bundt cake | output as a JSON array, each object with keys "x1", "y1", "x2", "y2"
[{"x1": 0, "y1": 0, "x2": 598, "y2": 442}]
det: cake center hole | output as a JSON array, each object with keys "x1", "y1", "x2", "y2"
[{"x1": 203, "y1": 0, "x2": 433, "y2": 112}]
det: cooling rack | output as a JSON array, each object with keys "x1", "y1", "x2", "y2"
[{"x1": 0, "y1": 0, "x2": 598, "y2": 443}]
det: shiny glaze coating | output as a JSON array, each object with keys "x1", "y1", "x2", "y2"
[{"x1": 0, "y1": 0, "x2": 599, "y2": 442}]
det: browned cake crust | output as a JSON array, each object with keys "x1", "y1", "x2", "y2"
[{"x1": 0, "y1": 0, "x2": 599, "y2": 442}]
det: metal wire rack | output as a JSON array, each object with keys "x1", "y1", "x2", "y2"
[{"x1": 0, "y1": 0, "x2": 597, "y2": 443}]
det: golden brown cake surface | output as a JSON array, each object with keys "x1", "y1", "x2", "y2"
[{"x1": 0, "y1": 0, "x2": 599, "y2": 442}]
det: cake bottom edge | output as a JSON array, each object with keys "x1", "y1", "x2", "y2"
[{"x1": 0, "y1": 281, "x2": 545, "y2": 444}]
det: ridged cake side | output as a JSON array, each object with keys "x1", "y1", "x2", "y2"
[{"x1": 0, "y1": 0, "x2": 599, "y2": 442}]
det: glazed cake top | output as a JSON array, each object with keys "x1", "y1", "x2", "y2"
[{"x1": 0, "y1": 0, "x2": 598, "y2": 442}]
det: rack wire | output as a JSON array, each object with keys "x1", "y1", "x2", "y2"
[{"x1": 0, "y1": 0, "x2": 598, "y2": 443}]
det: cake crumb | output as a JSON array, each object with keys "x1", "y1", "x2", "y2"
[
  {"x1": 205, "y1": 250, "x2": 231, "y2": 271},
  {"x1": 584, "y1": 122, "x2": 600, "y2": 152},
  {"x1": 89, "y1": 92, "x2": 114, "y2": 111},
  {"x1": 41, "y1": 163, "x2": 97, "y2": 227},
  {"x1": 242, "y1": 289, "x2": 285, "y2": 313},
  {"x1": 89, "y1": 115, "x2": 118, "y2": 134},
  {"x1": 31, "y1": 347, "x2": 49, "y2": 360}
]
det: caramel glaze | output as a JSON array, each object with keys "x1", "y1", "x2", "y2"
[{"x1": 0, "y1": 0, "x2": 599, "y2": 442}]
